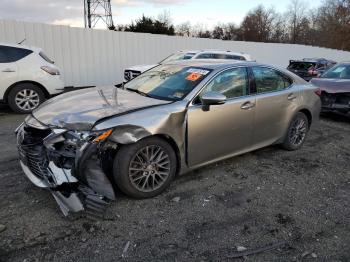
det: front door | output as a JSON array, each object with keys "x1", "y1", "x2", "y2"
[
  {"x1": 187, "y1": 67, "x2": 255, "y2": 167},
  {"x1": 0, "y1": 46, "x2": 18, "y2": 99}
]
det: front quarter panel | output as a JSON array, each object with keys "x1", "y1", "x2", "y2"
[{"x1": 94, "y1": 101, "x2": 188, "y2": 168}]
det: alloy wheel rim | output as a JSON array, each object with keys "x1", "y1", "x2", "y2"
[
  {"x1": 289, "y1": 118, "x2": 307, "y2": 146},
  {"x1": 128, "y1": 145, "x2": 171, "y2": 193},
  {"x1": 15, "y1": 89, "x2": 40, "y2": 111}
]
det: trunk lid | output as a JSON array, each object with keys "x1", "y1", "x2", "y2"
[{"x1": 310, "y1": 78, "x2": 350, "y2": 94}]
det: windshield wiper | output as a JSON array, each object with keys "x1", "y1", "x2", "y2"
[{"x1": 126, "y1": 88, "x2": 153, "y2": 98}]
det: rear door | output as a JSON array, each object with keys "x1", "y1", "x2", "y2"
[
  {"x1": 250, "y1": 66, "x2": 297, "y2": 148},
  {"x1": 187, "y1": 67, "x2": 256, "y2": 166}
]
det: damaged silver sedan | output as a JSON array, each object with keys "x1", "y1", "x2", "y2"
[{"x1": 16, "y1": 60, "x2": 321, "y2": 216}]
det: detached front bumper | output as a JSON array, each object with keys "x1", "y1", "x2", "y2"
[
  {"x1": 16, "y1": 122, "x2": 116, "y2": 217},
  {"x1": 19, "y1": 160, "x2": 85, "y2": 215}
]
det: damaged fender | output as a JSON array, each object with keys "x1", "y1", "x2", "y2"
[{"x1": 94, "y1": 101, "x2": 189, "y2": 171}]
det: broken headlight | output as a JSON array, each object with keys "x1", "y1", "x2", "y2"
[
  {"x1": 64, "y1": 129, "x2": 113, "y2": 144},
  {"x1": 47, "y1": 129, "x2": 113, "y2": 169}
]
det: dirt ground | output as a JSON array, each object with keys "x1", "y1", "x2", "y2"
[{"x1": 0, "y1": 106, "x2": 349, "y2": 262}]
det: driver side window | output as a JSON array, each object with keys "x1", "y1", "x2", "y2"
[{"x1": 201, "y1": 67, "x2": 248, "y2": 99}]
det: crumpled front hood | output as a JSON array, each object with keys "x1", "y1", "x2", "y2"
[
  {"x1": 311, "y1": 78, "x2": 350, "y2": 94},
  {"x1": 32, "y1": 86, "x2": 170, "y2": 130}
]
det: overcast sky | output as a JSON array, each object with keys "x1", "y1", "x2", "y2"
[{"x1": 1, "y1": 0, "x2": 322, "y2": 29}]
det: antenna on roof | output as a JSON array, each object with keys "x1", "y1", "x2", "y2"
[{"x1": 18, "y1": 38, "x2": 26, "y2": 45}]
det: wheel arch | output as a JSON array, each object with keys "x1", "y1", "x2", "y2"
[
  {"x1": 277, "y1": 108, "x2": 313, "y2": 144},
  {"x1": 153, "y1": 134, "x2": 182, "y2": 176},
  {"x1": 298, "y1": 108, "x2": 312, "y2": 127},
  {"x1": 108, "y1": 131, "x2": 182, "y2": 176},
  {"x1": 4, "y1": 81, "x2": 50, "y2": 102}
]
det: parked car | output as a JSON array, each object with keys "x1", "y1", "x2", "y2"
[
  {"x1": 123, "y1": 50, "x2": 253, "y2": 82},
  {"x1": 287, "y1": 58, "x2": 336, "y2": 81},
  {"x1": 310, "y1": 62, "x2": 350, "y2": 114},
  {"x1": 16, "y1": 60, "x2": 321, "y2": 216},
  {"x1": 0, "y1": 43, "x2": 64, "y2": 113}
]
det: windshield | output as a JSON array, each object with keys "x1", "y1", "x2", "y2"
[
  {"x1": 124, "y1": 64, "x2": 212, "y2": 101},
  {"x1": 321, "y1": 64, "x2": 350, "y2": 79},
  {"x1": 160, "y1": 53, "x2": 196, "y2": 64}
]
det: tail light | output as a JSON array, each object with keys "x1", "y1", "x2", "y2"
[
  {"x1": 308, "y1": 67, "x2": 318, "y2": 76},
  {"x1": 314, "y1": 88, "x2": 322, "y2": 97},
  {"x1": 41, "y1": 66, "x2": 60, "y2": 75}
]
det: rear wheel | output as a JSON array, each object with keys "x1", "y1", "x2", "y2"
[
  {"x1": 113, "y1": 137, "x2": 177, "y2": 199},
  {"x1": 282, "y1": 112, "x2": 309, "y2": 151},
  {"x1": 8, "y1": 83, "x2": 45, "y2": 114}
]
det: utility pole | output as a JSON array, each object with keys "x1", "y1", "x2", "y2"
[{"x1": 84, "y1": 0, "x2": 115, "y2": 29}]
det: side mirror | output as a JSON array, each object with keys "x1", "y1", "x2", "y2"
[{"x1": 200, "y1": 91, "x2": 226, "y2": 111}]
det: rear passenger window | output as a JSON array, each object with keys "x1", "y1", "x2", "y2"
[
  {"x1": 196, "y1": 53, "x2": 213, "y2": 59},
  {"x1": 202, "y1": 67, "x2": 248, "y2": 99},
  {"x1": 0, "y1": 46, "x2": 33, "y2": 63},
  {"x1": 252, "y1": 67, "x2": 292, "y2": 93},
  {"x1": 224, "y1": 55, "x2": 246, "y2": 61},
  {"x1": 0, "y1": 47, "x2": 7, "y2": 63}
]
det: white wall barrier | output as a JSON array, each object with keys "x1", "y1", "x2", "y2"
[{"x1": 1, "y1": 19, "x2": 350, "y2": 87}]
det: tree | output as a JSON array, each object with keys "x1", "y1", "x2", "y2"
[
  {"x1": 270, "y1": 14, "x2": 289, "y2": 43},
  {"x1": 197, "y1": 30, "x2": 211, "y2": 38},
  {"x1": 191, "y1": 23, "x2": 211, "y2": 38},
  {"x1": 125, "y1": 14, "x2": 175, "y2": 35},
  {"x1": 287, "y1": 0, "x2": 309, "y2": 44},
  {"x1": 222, "y1": 23, "x2": 239, "y2": 40},
  {"x1": 115, "y1": 0, "x2": 350, "y2": 51},
  {"x1": 176, "y1": 22, "x2": 191, "y2": 37},
  {"x1": 212, "y1": 25, "x2": 224, "y2": 39},
  {"x1": 157, "y1": 10, "x2": 173, "y2": 28},
  {"x1": 240, "y1": 5, "x2": 276, "y2": 42},
  {"x1": 315, "y1": 0, "x2": 350, "y2": 50}
]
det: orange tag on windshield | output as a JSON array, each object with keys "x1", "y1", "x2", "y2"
[{"x1": 186, "y1": 72, "x2": 202, "y2": 81}]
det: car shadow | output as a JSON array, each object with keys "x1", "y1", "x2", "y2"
[
  {"x1": 0, "y1": 104, "x2": 12, "y2": 116},
  {"x1": 321, "y1": 112, "x2": 350, "y2": 123}
]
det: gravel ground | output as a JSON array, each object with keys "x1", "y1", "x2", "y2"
[{"x1": 0, "y1": 106, "x2": 349, "y2": 262}]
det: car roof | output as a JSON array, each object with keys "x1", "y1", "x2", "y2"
[
  {"x1": 177, "y1": 50, "x2": 250, "y2": 56},
  {"x1": 291, "y1": 58, "x2": 333, "y2": 63},
  {"x1": 197, "y1": 50, "x2": 250, "y2": 57},
  {"x1": 0, "y1": 42, "x2": 41, "y2": 53},
  {"x1": 175, "y1": 50, "x2": 200, "y2": 54},
  {"x1": 163, "y1": 59, "x2": 256, "y2": 69},
  {"x1": 163, "y1": 59, "x2": 305, "y2": 83}
]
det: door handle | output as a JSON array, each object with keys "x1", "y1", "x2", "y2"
[
  {"x1": 287, "y1": 93, "x2": 297, "y2": 101},
  {"x1": 2, "y1": 68, "x2": 16, "y2": 73},
  {"x1": 241, "y1": 101, "x2": 255, "y2": 110}
]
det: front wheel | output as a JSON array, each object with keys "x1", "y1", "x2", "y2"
[
  {"x1": 281, "y1": 112, "x2": 309, "y2": 151},
  {"x1": 113, "y1": 137, "x2": 177, "y2": 199}
]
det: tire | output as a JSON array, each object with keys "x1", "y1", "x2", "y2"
[
  {"x1": 113, "y1": 137, "x2": 177, "y2": 199},
  {"x1": 281, "y1": 112, "x2": 309, "y2": 151},
  {"x1": 7, "y1": 83, "x2": 46, "y2": 114}
]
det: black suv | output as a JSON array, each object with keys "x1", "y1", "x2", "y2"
[{"x1": 287, "y1": 58, "x2": 336, "y2": 81}]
